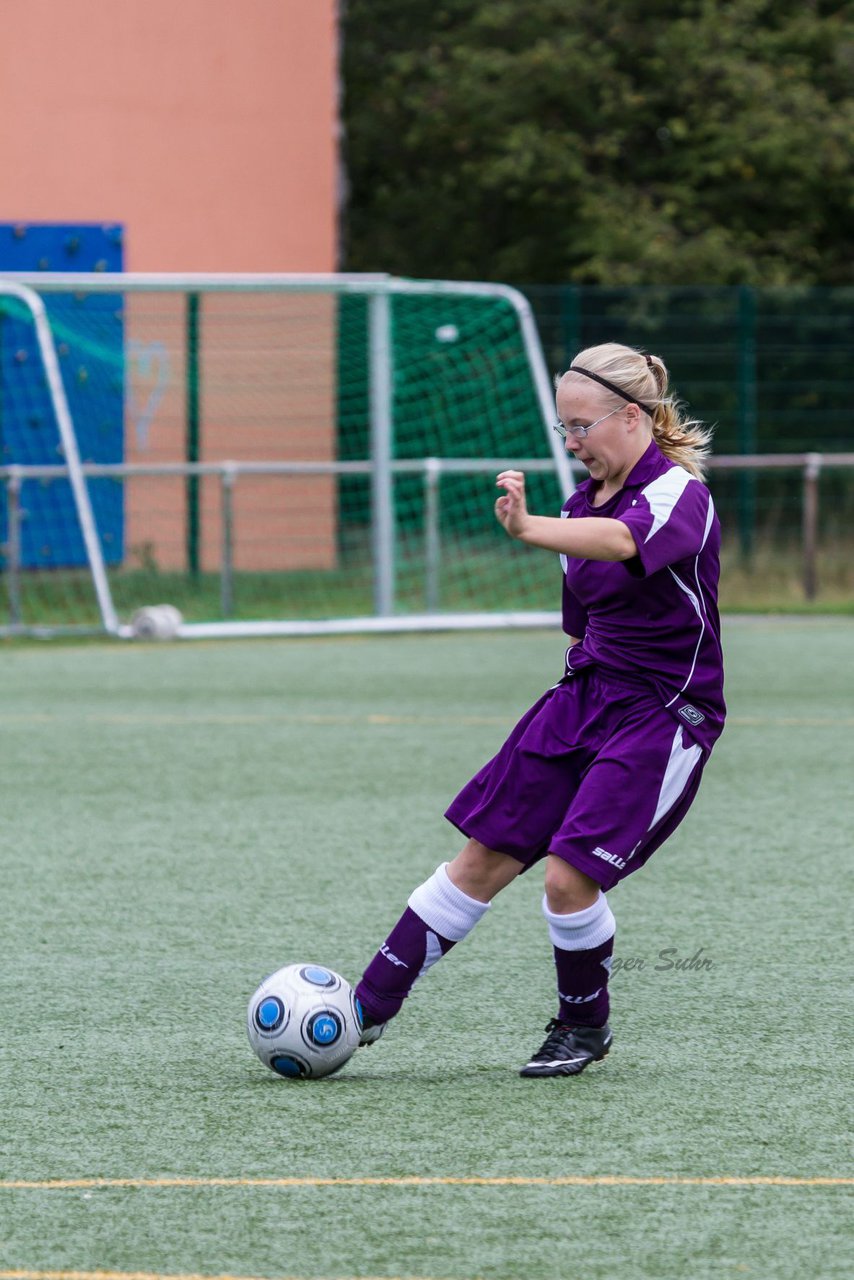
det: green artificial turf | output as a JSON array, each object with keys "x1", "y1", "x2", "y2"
[{"x1": 0, "y1": 621, "x2": 851, "y2": 1279}]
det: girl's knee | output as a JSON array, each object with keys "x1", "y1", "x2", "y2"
[
  {"x1": 447, "y1": 839, "x2": 522, "y2": 901},
  {"x1": 543, "y1": 855, "x2": 600, "y2": 914}
]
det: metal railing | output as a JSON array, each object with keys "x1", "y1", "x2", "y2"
[
  {"x1": 1, "y1": 452, "x2": 852, "y2": 633},
  {"x1": 705, "y1": 451, "x2": 854, "y2": 601},
  {"x1": 0, "y1": 456, "x2": 559, "y2": 625}
]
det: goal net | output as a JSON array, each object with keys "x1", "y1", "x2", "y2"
[{"x1": 0, "y1": 274, "x2": 573, "y2": 638}]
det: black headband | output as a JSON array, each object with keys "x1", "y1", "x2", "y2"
[{"x1": 568, "y1": 365, "x2": 655, "y2": 418}]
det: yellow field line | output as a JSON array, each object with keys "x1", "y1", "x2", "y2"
[{"x1": 0, "y1": 1175, "x2": 850, "y2": 1190}]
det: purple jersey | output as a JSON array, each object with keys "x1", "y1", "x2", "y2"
[{"x1": 559, "y1": 440, "x2": 725, "y2": 750}]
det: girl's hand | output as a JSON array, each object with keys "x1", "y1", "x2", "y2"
[{"x1": 495, "y1": 470, "x2": 530, "y2": 539}]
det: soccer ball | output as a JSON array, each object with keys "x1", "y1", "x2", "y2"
[
  {"x1": 130, "y1": 604, "x2": 183, "y2": 640},
  {"x1": 246, "y1": 963, "x2": 362, "y2": 1079}
]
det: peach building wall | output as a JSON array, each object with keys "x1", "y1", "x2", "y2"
[
  {"x1": 0, "y1": 0, "x2": 339, "y2": 573},
  {"x1": 0, "y1": 0, "x2": 337, "y2": 270}
]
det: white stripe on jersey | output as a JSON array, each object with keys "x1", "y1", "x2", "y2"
[
  {"x1": 665, "y1": 490, "x2": 715, "y2": 707},
  {"x1": 665, "y1": 567, "x2": 705, "y2": 707},
  {"x1": 700, "y1": 490, "x2": 716, "y2": 551},
  {"x1": 559, "y1": 506, "x2": 569, "y2": 575},
  {"x1": 649, "y1": 725, "x2": 703, "y2": 829},
  {"x1": 641, "y1": 466, "x2": 693, "y2": 542}
]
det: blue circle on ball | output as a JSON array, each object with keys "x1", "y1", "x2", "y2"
[
  {"x1": 310, "y1": 1012, "x2": 341, "y2": 1046},
  {"x1": 254, "y1": 996, "x2": 285, "y2": 1032},
  {"x1": 271, "y1": 1055, "x2": 305, "y2": 1078},
  {"x1": 302, "y1": 966, "x2": 334, "y2": 987}
]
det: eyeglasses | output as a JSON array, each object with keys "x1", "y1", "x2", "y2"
[{"x1": 552, "y1": 405, "x2": 623, "y2": 440}]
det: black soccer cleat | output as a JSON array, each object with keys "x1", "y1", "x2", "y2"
[
  {"x1": 355, "y1": 999, "x2": 386, "y2": 1047},
  {"x1": 358, "y1": 1017, "x2": 385, "y2": 1047},
  {"x1": 519, "y1": 1019, "x2": 612, "y2": 1077}
]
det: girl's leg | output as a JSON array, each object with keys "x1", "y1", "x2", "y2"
[
  {"x1": 355, "y1": 839, "x2": 521, "y2": 1031},
  {"x1": 542, "y1": 857, "x2": 614, "y2": 1028},
  {"x1": 521, "y1": 715, "x2": 707, "y2": 1076},
  {"x1": 519, "y1": 858, "x2": 615, "y2": 1077}
]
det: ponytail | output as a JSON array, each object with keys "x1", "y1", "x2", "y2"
[{"x1": 564, "y1": 343, "x2": 713, "y2": 481}]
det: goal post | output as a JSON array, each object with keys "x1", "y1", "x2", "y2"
[
  {"x1": 0, "y1": 280, "x2": 119, "y2": 634},
  {"x1": 364, "y1": 278, "x2": 574, "y2": 622},
  {"x1": 0, "y1": 273, "x2": 573, "y2": 639}
]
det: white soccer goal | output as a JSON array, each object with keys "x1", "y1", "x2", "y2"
[{"x1": 0, "y1": 273, "x2": 575, "y2": 639}]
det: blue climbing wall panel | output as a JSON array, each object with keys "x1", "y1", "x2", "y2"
[{"x1": 0, "y1": 223, "x2": 124, "y2": 567}]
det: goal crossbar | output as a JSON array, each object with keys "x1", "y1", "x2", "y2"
[{"x1": 0, "y1": 272, "x2": 570, "y2": 639}]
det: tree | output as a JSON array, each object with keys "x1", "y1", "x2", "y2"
[{"x1": 341, "y1": 0, "x2": 853, "y2": 284}]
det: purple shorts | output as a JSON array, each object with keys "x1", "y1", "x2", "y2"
[{"x1": 445, "y1": 667, "x2": 708, "y2": 890}]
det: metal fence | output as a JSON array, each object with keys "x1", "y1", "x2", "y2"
[{"x1": 2, "y1": 452, "x2": 851, "y2": 632}]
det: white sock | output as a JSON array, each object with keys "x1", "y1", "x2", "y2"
[
  {"x1": 408, "y1": 862, "x2": 491, "y2": 942},
  {"x1": 542, "y1": 892, "x2": 615, "y2": 951}
]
